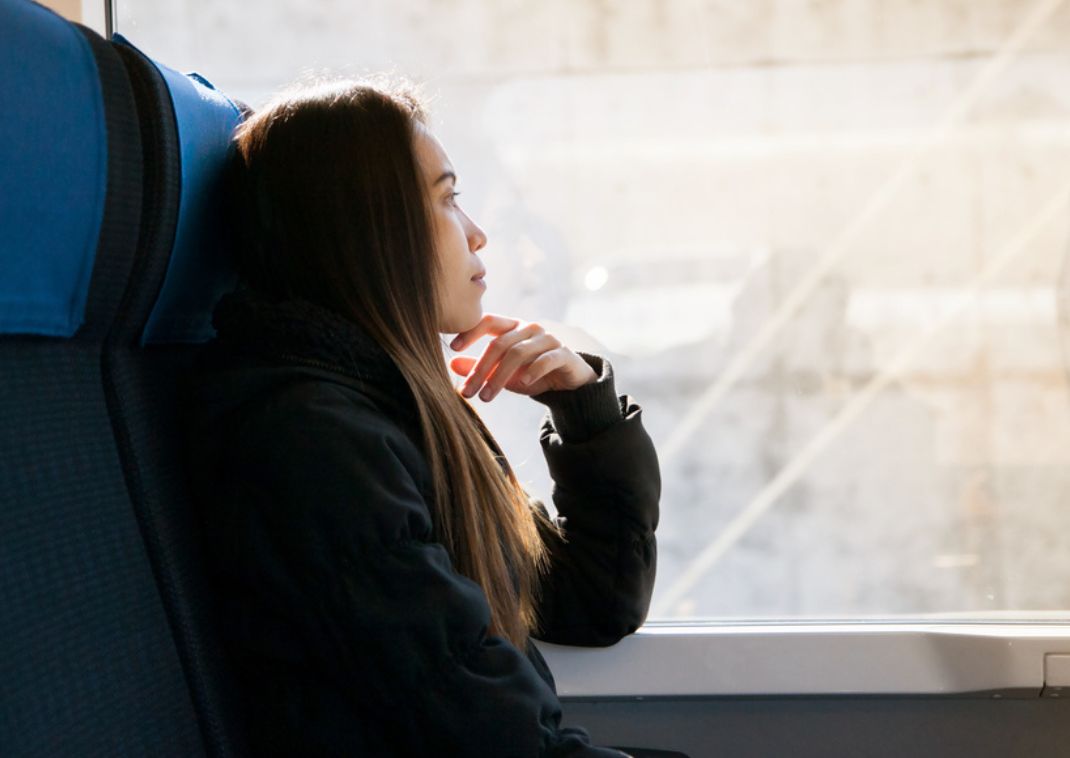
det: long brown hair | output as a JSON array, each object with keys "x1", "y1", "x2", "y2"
[{"x1": 229, "y1": 78, "x2": 551, "y2": 648}]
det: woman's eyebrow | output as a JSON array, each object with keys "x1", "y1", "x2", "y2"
[{"x1": 434, "y1": 170, "x2": 457, "y2": 186}]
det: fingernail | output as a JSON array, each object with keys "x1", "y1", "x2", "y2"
[{"x1": 480, "y1": 387, "x2": 492, "y2": 401}]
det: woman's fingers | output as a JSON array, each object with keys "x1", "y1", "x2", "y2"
[
  {"x1": 449, "y1": 314, "x2": 582, "y2": 402},
  {"x1": 458, "y1": 322, "x2": 543, "y2": 398},
  {"x1": 449, "y1": 313, "x2": 520, "y2": 352},
  {"x1": 516, "y1": 349, "x2": 567, "y2": 391},
  {"x1": 448, "y1": 355, "x2": 477, "y2": 377},
  {"x1": 477, "y1": 333, "x2": 562, "y2": 401}
]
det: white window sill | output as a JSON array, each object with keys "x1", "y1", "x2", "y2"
[{"x1": 534, "y1": 619, "x2": 1070, "y2": 699}]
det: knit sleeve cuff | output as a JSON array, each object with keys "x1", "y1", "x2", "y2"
[{"x1": 530, "y1": 352, "x2": 623, "y2": 443}]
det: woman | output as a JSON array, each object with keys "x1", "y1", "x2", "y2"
[{"x1": 185, "y1": 78, "x2": 665, "y2": 757}]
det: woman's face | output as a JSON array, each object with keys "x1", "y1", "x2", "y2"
[{"x1": 413, "y1": 124, "x2": 488, "y2": 334}]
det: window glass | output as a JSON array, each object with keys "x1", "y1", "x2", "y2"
[{"x1": 115, "y1": 0, "x2": 1070, "y2": 621}]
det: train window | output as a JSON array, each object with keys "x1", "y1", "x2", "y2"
[{"x1": 114, "y1": 0, "x2": 1070, "y2": 628}]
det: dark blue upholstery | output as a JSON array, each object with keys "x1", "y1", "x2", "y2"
[
  {"x1": 1, "y1": 2, "x2": 246, "y2": 755},
  {"x1": 113, "y1": 34, "x2": 243, "y2": 346},
  {"x1": 0, "y1": 0, "x2": 106, "y2": 336},
  {"x1": 0, "y1": 1, "x2": 204, "y2": 755},
  {"x1": 108, "y1": 34, "x2": 247, "y2": 757}
]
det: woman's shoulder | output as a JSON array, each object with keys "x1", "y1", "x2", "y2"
[
  {"x1": 189, "y1": 343, "x2": 426, "y2": 470},
  {"x1": 251, "y1": 367, "x2": 407, "y2": 437}
]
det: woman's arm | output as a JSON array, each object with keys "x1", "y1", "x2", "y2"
[
  {"x1": 446, "y1": 315, "x2": 661, "y2": 649},
  {"x1": 199, "y1": 381, "x2": 627, "y2": 757},
  {"x1": 528, "y1": 354, "x2": 662, "y2": 647}
]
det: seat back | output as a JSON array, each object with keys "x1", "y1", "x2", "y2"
[
  {"x1": 108, "y1": 33, "x2": 247, "y2": 758},
  {"x1": 0, "y1": 2, "x2": 245, "y2": 754}
]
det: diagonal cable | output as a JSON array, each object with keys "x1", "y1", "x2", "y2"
[
  {"x1": 661, "y1": 0, "x2": 1066, "y2": 466},
  {"x1": 653, "y1": 179, "x2": 1070, "y2": 616}
]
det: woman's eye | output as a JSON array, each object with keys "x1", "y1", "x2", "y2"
[{"x1": 447, "y1": 190, "x2": 461, "y2": 206}]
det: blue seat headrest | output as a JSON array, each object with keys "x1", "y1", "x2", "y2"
[
  {"x1": 113, "y1": 34, "x2": 244, "y2": 345},
  {"x1": 0, "y1": 0, "x2": 107, "y2": 338}
]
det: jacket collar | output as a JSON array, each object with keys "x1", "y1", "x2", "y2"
[
  {"x1": 208, "y1": 287, "x2": 508, "y2": 465},
  {"x1": 210, "y1": 286, "x2": 410, "y2": 403},
  {"x1": 204, "y1": 290, "x2": 528, "y2": 600}
]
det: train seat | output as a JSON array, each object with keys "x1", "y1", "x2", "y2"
[{"x1": 0, "y1": 1, "x2": 245, "y2": 754}]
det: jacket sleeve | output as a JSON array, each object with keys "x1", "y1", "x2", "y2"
[
  {"x1": 529, "y1": 354, "x2": 661, "y2": 647},
  {"x1": 207, "y1": 381, "x2": 627, "y2": 758}
]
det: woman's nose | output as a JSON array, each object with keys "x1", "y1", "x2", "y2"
[{"x1": 468, "y1": 219, "x2": 487, "y2": 253}]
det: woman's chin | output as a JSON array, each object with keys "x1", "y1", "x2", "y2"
[
  {"x1": 441, "y1": 307, "x2": 484, "y2": 336},
  {"x1": 460, "y1": 309, "x2": 483, "y2": 332}
]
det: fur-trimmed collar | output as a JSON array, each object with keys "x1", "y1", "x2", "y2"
[
  {"x1": 210, "y1": 287, "x2": 409, "y2": 399},
  {"x1": 208, "y1": 287, "x2": 513, "y2": 462}
]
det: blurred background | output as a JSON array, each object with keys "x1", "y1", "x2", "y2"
[{"x1": 112, "y1": 0, "x2": 1070, "y2": 622}]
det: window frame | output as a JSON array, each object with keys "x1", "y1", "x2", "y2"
[{"x1": 536, "y1": 622, "x2": 1070, "y2": 699}]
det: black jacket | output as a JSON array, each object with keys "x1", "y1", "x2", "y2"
[{"x1": 184, "y1": 289, "x2": 661, "y2": 757}]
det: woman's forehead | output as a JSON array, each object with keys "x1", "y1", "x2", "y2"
[{"x1": 413, "y1": 124, "x2": 454, "y2": 183}]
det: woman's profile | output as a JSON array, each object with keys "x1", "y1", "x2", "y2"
[{"x1": 185, "y1": 78, "x2": 666, "y2": 757}]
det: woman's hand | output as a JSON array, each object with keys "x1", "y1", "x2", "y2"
[{"x1": 448, "y1": 314, "x2": 598, "y2": 402}]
